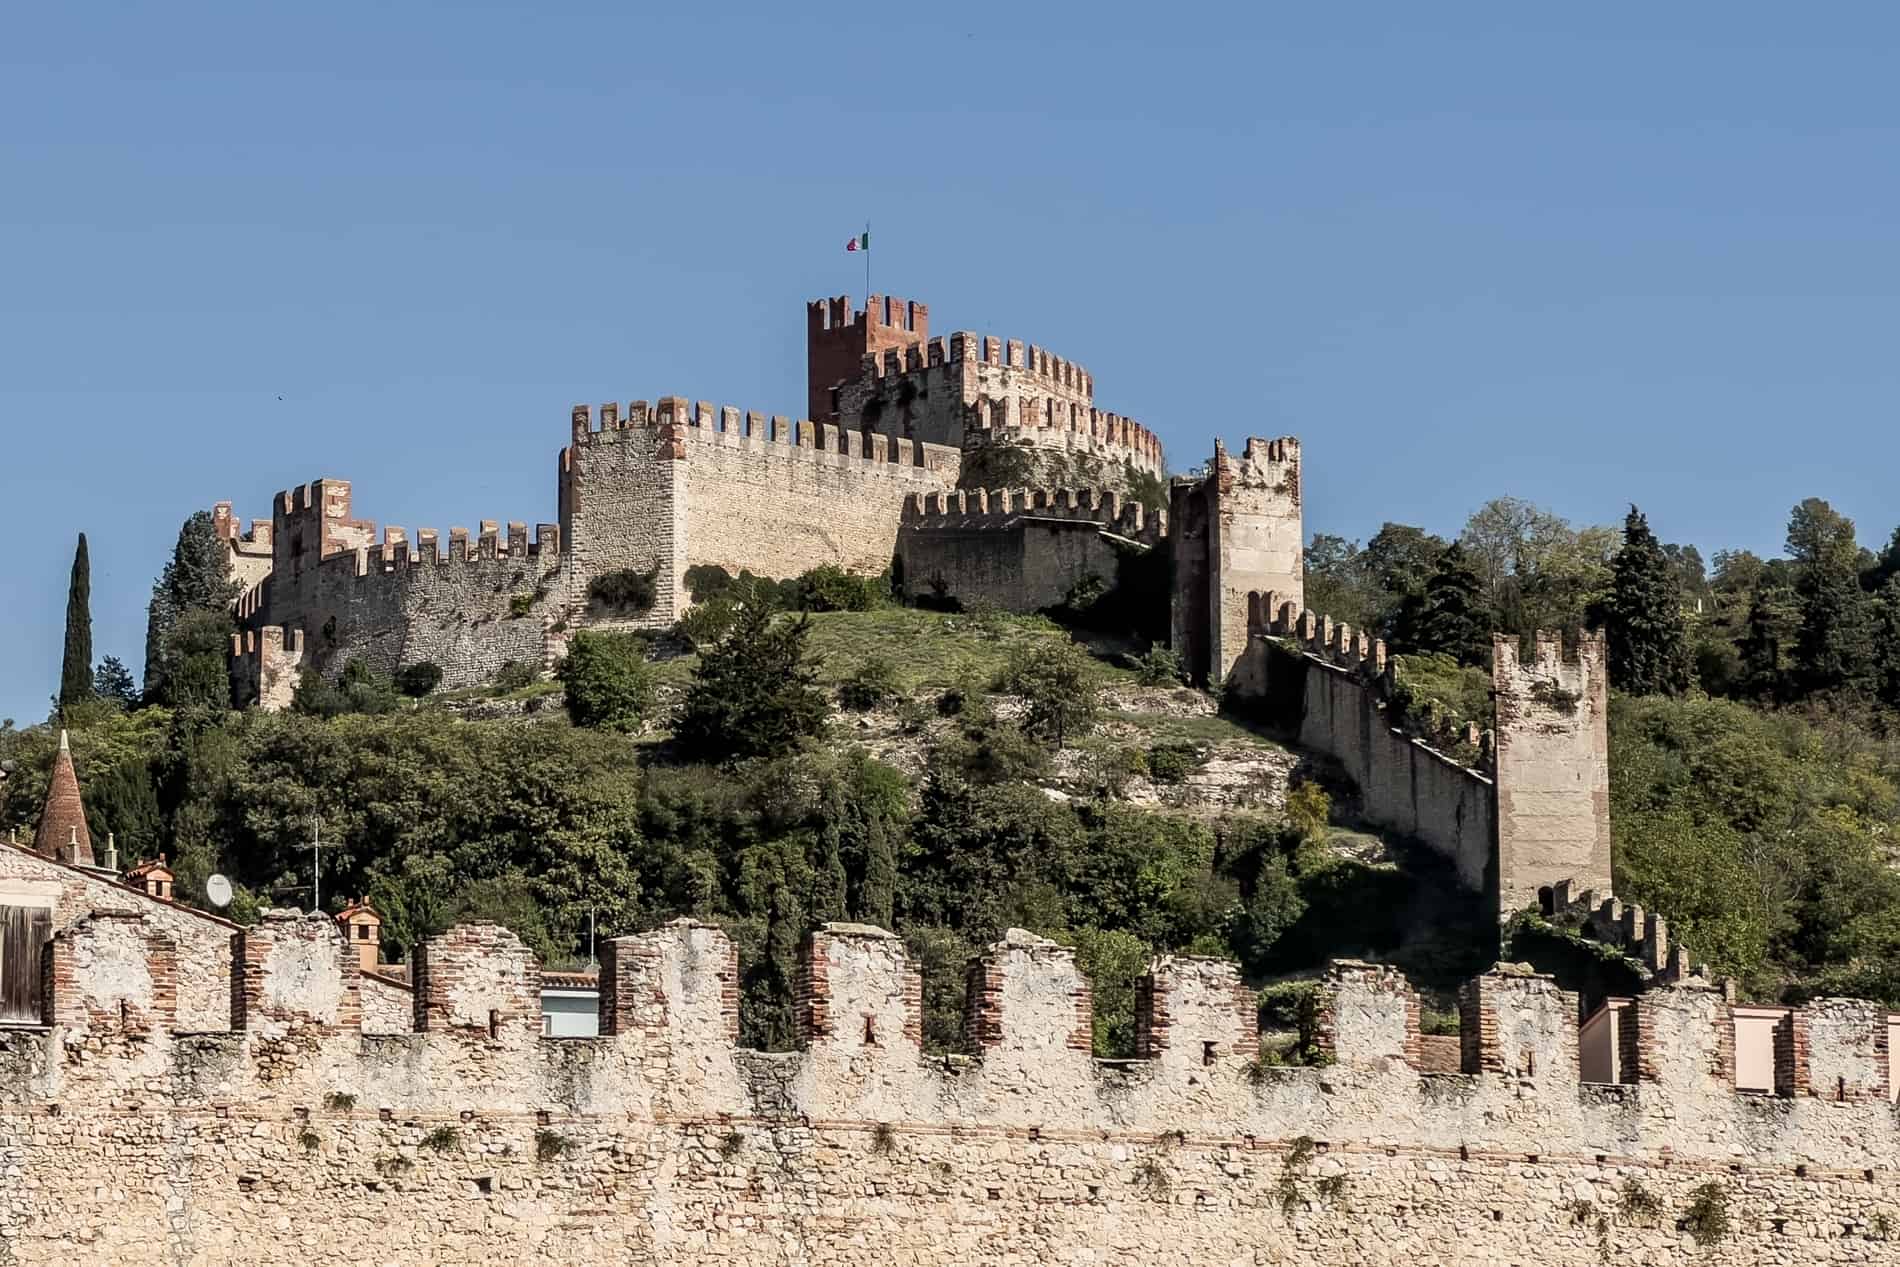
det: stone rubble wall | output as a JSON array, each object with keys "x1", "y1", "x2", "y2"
[{"x1": 2, "y1": 917, "x2": 1896, "y2": 1265}]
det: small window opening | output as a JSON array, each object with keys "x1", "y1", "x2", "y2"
[
  {"x1": 487, "y1": 1009, "x2": 500, "y2": 1040},
  {"x1": 862, "y1": 1015, "x2": 878, "y2": 1046},
  {"x1": 1202, "y1": 1041, "x2": 1217, "y2": 1067},
  {"x1": 1837, "y1": 1075, "x2": 1847, "y2": 1101},
  {"x1": 1524, "y1": 1052, "x2": 1536, "y2": 1077}
]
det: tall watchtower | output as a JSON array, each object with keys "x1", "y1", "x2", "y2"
[{"x1": 806, "y1": 294, "x2": 928, "y2": 422}]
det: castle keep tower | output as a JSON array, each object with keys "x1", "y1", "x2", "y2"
[{"x1": 807, "y1": 295, "x2": 928, "y2": 423}]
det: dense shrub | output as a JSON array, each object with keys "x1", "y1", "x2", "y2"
[
  {"x1": 394, "y1": 662, "x2": 443, "y2": 698},
  {"x1": 587, "y1": 567, "x2": 659, "y2": 613},
  {"x1": 995, "y1": 639, "x2": 1101, "y2": 748},
  {"x1": 555, "y1": 632, "x2": 655, "y2": 731},
  {"x1": 839, "y1": 657, "x2": 901, "y2": 711},
  {"x1": 1147, "y1": 741, "x2": 1205, "y2": 784},
  {"x1": 492, "y1": 660, "x2": 540, "y2": 693},
  {"x1": 292, "y1": 660, "x2": 399, "y2": 718}
]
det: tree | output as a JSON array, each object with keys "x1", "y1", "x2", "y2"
[
  {"x1": 59, "y1": 534, "x2": 94, "y2": 717},
  {"x1": 996, "y1": 639, "x2": 1101, "y2": 748},
  {"x1": 1392, "y1": 543, "x2": 1490, "y2": 666},
  {"x1": 1301, "y1": 534, "x2": 1374, "y2": 628},
  {"x1": 92, "y1": 657, "x2": 139, "y2": 708},
  {"x1": 673, "y1": 603, "x2": 829, "y2": 763},
  {"x1": 556, "y1": 632, "x2": 656, "y2": 732},
  {"x1": 1736, "y1": 580, "x2": 1795, "y2": 703},
  {"x1": 290, "y1": 659, "x2": 398, "y2": 718},
  {"x1": 154, "y1": 609, "x2": 234, "y2": 710},
  {"x1": 144, "y1": 511, "x2": 239, "y2": 700},
  {"x1": 1785, "y1": 498, "x2": 1873, "y2": 695},
  {"x1": 1592, "y1": 507, "x2": 1692, "y2": 696}
]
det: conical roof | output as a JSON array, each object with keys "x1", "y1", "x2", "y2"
[{"x1": 32, "y1": 730, "x2": 94, "y2": 867}]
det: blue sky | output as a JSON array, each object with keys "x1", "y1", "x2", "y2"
[{"x1": 3, "y1": 4, "x2": 1898, "y2": 722}]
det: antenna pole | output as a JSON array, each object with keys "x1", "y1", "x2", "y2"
[
  {"x1": 312, "y1": 816, "x2": 321, "y2": 912},
  {"x1": 588, "y1": 908, "x2": 596, "y2": 968}
]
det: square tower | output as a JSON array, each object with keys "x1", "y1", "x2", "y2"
[{"x1": 806, "y1": 294, "x2": 927, "y2": 422}]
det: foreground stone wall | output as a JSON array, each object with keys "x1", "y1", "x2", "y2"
[
  {"x1": 0, "y1": 839, "x2": 235, "y2": 1031},
  {"x1": 2, "y1": 916, "x2": 1896, "y2": 1265}
]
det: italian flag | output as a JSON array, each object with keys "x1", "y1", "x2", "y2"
[{"x1": 845, "y1": 231, "x2": 869, "y2": 252}]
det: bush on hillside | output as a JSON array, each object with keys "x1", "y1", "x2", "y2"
[{"x1": 556, "y1": 632, "x2": 655, "y2": 732}]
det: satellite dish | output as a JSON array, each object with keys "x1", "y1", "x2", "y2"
[{"x1": 205, "y1": 874, "x2": 234, "y2": 908}]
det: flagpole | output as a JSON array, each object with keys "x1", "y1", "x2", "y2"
[{"x1": 864, "y1": 220, "x2": 871, "y2": 304}]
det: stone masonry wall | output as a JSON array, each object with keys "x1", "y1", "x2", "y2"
[
  {"x1": 1238, "y1": 598, "x2": 1498, "y2": 899},
  {"x1": 1171, "y1": 437, "x2": 1304, "y2": 685},
  {"x1": 2, "y1": 920, "x2": 1897, "y2": 1265},
  {"x1": 0, "y1": 839, "x2": 235, "y2": 1031},
  {"x1": 832, "y1": 331, "x2": 1165, "y2": 493},
  {"x1": 563, "y1": 399, "x2": 957, "y2": 624},
  {"x1": 1493, "y1": 631, "x2": 1614, "y2": 914},
  {"x1": 894, "y1": 486, "x2": 1162, "y2": 612}
]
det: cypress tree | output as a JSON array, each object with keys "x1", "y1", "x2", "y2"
[
  {"x1": 59, "y1": 533, "x2": 94, "y2": 716},
  {"x1": 1786, "y1": 498, "x2": 1875, "y2": 695},
  {"x1": 1594, "y1": 507, "x2": 1692, "y2": 695},
  {"x1": 1395, "y1": 543, "x2": 1490, "y2": 665}
]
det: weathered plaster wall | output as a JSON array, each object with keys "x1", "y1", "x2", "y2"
[
  {"x1": 0, "y1": 840, "x2": 234, "y2": 1031},
  {"x1": 2, "y1": 921, "x2": 1898, "y2": 1266}
]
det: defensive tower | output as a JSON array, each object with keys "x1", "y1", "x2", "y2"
[{"x1": 806, "y1": 293, "x2": 928, "y2": 422}]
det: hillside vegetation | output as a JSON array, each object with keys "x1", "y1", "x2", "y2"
[{"x1": 5, "y1": 585, "x2": 1492, "y2": 1056}]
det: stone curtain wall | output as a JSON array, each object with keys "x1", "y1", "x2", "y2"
[
  {"x1": 1239, "y1": 599, "x2": 1498, "y2": 898},
  {"x1": 564, "y1": 399, "x2": 957, "y2": 622},
  {"x1": 3, "y1": 917, "x2": 1898, "y2": 1265},
  {"x1": 893, "y1": 486, "x2": 1162, "y2": 611}
]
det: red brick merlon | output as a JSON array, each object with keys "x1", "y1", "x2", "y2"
[{"x1": 32, "y1": 729, "x2": 94, "y2": 868}]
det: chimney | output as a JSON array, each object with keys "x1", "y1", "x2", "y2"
[{"x1": 336, "y1": 897, "x2": 382, "y2": 972}]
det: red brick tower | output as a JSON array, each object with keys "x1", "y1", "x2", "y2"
[
  {"x1": 806, "y1": 294, "x2": 927, "y2": 422},
  {"x1": 32, "y1": 729, "x2": 94, "y2": 868}
]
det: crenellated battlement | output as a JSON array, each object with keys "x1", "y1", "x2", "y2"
[
  {"x1": 16, "y1": 912, "x2": 1900, "y2": 1161},
  {"x1": 1248, "y1": 592, "x2": 1499, "y2": 757},
  {"x1": 858, "y1": 330, "x2": 1095, "y2": 403},
  {"x1": 900, "y1": 485, "x2": 1165, "y2": 544},
  {"x1": 1548, "y1": 878, "x2": 1705, "y2": 986},
  {"x1": 10, "y1": 910, "x2": 1899, "y2": 1264},
  {"x1": 566, "y1": 397, "x2": 958, "y2": 479}
]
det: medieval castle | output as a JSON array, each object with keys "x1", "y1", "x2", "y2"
[
  {"x1": 219, "y1": 294, "x2": 1301, "y2": 711},
  {"x1": 0, "y1": 294, "x2": 1890, "y2": 1262}
]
